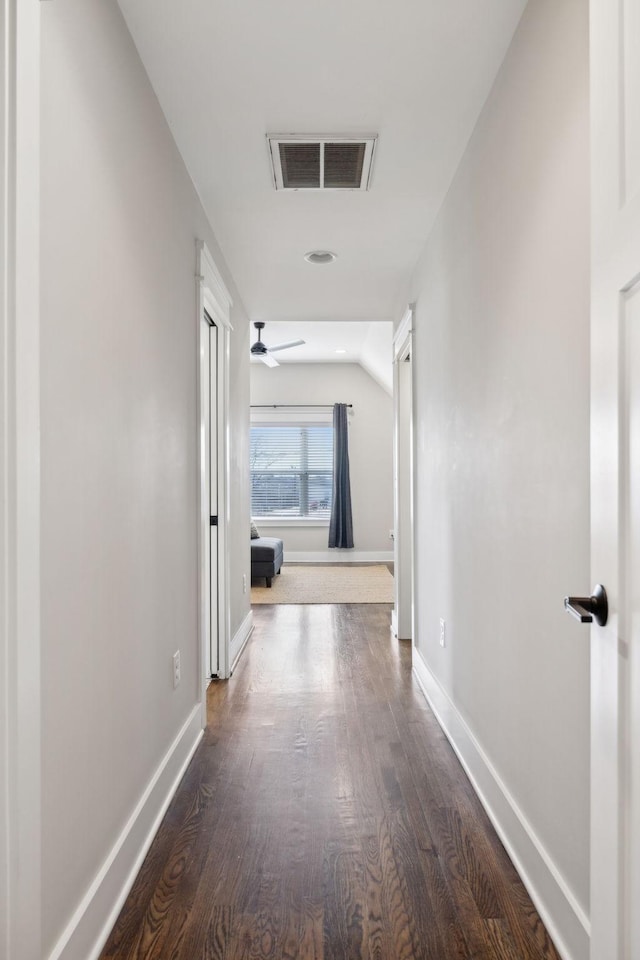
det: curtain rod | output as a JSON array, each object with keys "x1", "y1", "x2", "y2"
[{"x1": 250, "y1": 404, "x2": 353, "y2": 409}]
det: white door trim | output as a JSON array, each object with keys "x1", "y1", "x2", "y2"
[
  {"x1": 196, "y1": 241, "x2": 233, "y2": 702},
  {"x1": 1, "y1": 1, "x2": 42, "y2": 957},
  {"x1": 393, "y1": 306, "x2": 413, "y2": 358},
  {"x1": 392, "y1": 306, "x2": 415, "y2": 644},
  {"x1": 590, "y1": 1, "x2": 640, "y2": 955},
  {"x1": 200, "y1": 315, "x2": 214, "y2": 680}
]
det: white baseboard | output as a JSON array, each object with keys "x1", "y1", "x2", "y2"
[
  {"x1": 230, "y1": 610, "x2": 254, "y2": 673},
  {"x1": 47, "y1": 705, "x2": 204, "y2": 960},
  {"x1": 412, "y1": 648, "x2": 589, "y2": 960},
  {"x1": 284, "y1": 550, "x2": 393, "y2": 564}
]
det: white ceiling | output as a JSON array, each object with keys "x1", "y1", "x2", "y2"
[
  {"x1": 250, "y1": 320, "x2": 394, "y2": 394},
  {"x1": 118, "y1": 0, "x2": 527, "y2": 324}
]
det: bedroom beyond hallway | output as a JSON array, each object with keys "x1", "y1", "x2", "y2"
[
  {"x1": 249, "y1": 323, "x2": 395, "y2": 580},
  {"x1": 99, "y1": 603, "x2": 561, "y2": 960}
]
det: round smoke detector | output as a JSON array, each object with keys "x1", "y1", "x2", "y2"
[{"x1": 304, "y1": 250, "x2": 337, "y2": 265}]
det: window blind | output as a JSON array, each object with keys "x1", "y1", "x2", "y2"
[{"x1": 250, "y1": 424, "x2": 333, "y2": 518}]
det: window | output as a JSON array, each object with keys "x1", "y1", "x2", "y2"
[{"x1": 250, "y1": 423, "x2": 333, "y2": 519}]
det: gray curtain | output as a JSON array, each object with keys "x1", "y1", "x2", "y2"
[{"x1": 328, "y1": 403, "x2": 354, "y2": 549}]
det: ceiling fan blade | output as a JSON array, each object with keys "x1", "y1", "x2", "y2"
[
  {"x1": 260, "y1": 352, "x2": 279, "y2": 368},
  {"x1": 268, "y1": 339, "x2": 306, "y2": 353}
]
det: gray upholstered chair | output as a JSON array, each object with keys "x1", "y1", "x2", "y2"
[{"x1": 250, "y1": 536, "x2": 283, "y2": 587}]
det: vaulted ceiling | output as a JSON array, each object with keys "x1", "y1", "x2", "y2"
[
  {"x1": 118, "y1": 0, "x2": 527, "y2": 324},
  {"x1": 250, "y1": 320, "x2": 394, "y2": 393}
]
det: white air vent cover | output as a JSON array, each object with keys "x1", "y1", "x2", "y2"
[{"x1": 267, "y1": 134, "x2": 377, "y2": 191}]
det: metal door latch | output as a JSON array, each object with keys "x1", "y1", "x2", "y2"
[{"x1": 564, "y1": 584, "x2": 608, "y2": 626}]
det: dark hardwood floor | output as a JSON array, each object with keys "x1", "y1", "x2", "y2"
[{"x1": 100, "y1": 604, "x2": 561, "y2": 959}]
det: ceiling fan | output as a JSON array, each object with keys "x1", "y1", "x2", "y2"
[{"x1": 250, "y1": 321, "x2": 305, "y2": 367}]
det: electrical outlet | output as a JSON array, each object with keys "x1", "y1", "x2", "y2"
[
  {"x1": 439, "y1": 619, "x2": 446, "y2": 648},
  {"x1": 173, "y1": 650, "x2": 181, "y2": 688},
  {"x1": 243, "y1": 573, "x2": 247, "y2": 594}
]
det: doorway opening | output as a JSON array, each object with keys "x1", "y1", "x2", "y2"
[
  {"x1": 392, "y1": 308, "x2": 414, "y2": 642},
  {"x1": 249, "y1": 320, "x2": 395, "y2": 606}
]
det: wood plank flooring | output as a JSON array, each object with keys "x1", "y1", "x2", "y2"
[{"x1": 100, "y1": 604, "x2": 561, "y2": 960}]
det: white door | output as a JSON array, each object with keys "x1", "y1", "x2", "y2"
[
  {"x1": 202, "y1": 313, "x2": 219, "y2": 678},
  {"x1": 590, "y1": 1, "x2": 640, "y2": 956}
]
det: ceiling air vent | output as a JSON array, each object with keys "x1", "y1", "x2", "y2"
[{"x1": 267, "y1": 134, "x2": 377, "y2": 191}]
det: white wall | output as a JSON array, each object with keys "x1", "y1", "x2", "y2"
[
  {"x1": 40, "y1": 1, "x2": 250, "y2": 955},
  {"x1": 406, "y1": 0, "x2": 590, "y2": 955},
  {"x1": 250, "y1": 362, "x2": 393, "y2": 559}
]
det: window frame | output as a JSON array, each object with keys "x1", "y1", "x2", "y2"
[{"x1": 250, "y1": 410, "x2": 334, "y2": 526}]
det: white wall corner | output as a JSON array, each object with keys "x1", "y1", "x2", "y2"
[
  {"x1": 358, "y1": 321, "x2": 394, "y2": 396},
  {"x1": 230, "y1": 610, "x2": 254, "y2": 674},
  {"x1": 357, "y1": 358, "x2": 393, "y2": 398},
  {"x1": 47, "y1": 708, "x2": 203, "y2": 960},
  {"x1": 411, "y1": 649, "x2": 589, "y2": 960}
]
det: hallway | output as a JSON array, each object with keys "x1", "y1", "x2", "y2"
[{"x1": 100, "y1": 605, "x2": 560, "y2": 960}]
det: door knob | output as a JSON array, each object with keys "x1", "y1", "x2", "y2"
[{"x1": 564, "y1": 584, "x2": 608, "y2": 626}]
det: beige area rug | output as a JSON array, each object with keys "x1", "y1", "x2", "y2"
[{"x1": 251, "y1": 564, "x2": 394, "y2": 605}]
